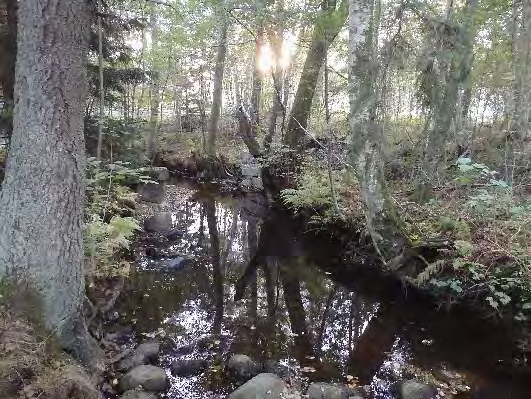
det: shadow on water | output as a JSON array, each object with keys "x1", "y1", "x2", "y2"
[{"x1": 107, "y1": 184, "x2": 531, "y2": 399}]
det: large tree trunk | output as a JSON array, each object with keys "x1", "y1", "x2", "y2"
[
  {"x1": 283, "y1": 0, "x2": 347, "y2": 151},
  {"x1": 348, "y1": 0, "x2": 410, "y2": 264},
  {"x1": 0, "y1": 0, "x2": 100, "y2": 367},
  {"x1": 206, "y1": 17, "x2": 229, "y2": 157},
  {"x1": 0, "y1": 0, "x2": 17, "y2": 138}
]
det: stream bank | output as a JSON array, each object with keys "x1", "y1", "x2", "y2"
[{"x1": 98, "y1": 178, "x2": 531, "y2": 399}]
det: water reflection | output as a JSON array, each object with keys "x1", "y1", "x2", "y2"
[{"x1": 107, "y1": 187, "x2": 531, "y2": 399}]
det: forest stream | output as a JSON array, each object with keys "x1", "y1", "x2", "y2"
[{"x1": 103, "y1": 181, "x2": 531, "y2": 399}]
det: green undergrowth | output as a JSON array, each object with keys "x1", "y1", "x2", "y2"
[
  {"x1": 281, "y1": 157, "x2": 531, "y2": 322},
  {"x1": 280, "y1": 157, "x2": 360, "y2": 225},
  {"x1": 84, "y1": 158, "x2": 146, "y2": 277},
  {"x1": 404, "y1": 158, "x2": 531, "y2": 320}
]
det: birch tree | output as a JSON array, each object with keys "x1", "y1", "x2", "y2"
[{"x1": 348, "y1": 0, "x2": 409, "y2": 264}]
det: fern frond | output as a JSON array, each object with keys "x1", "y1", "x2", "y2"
[{"x1": 414, "y1": 259, "x2": 446, "y2": 286}]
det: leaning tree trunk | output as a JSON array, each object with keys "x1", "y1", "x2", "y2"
[
  {"x1": 283, "y1": 0, "x2": 347, "y2": 151},
  {"x1": 348, "y1": 0, "x2": 410, "y2": 264},
  {"x1": 206, "y1": 16, "x2": 229, "y2": 157},
  {"x1": 0, "y1": 0, "x2": 100, "y2": 367}
]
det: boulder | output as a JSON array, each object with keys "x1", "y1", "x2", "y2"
[
  {"x1": 144, "y1": 212, "x2": 173, "y2": 234},
  {"x1": 120, "y1": 365, "x2": 169, "y2": 392},
  {"x1": 227, "y1": 373, "x2": 298, "y2": 399},
  {"x1": 148, "y1": 167, "x2": 170, "y2": 182},
  {"x1": 241, "y1": 164, "x2": 262, "y2": 178},
  {"x1": 158, "y1": 257, "x2": 187, "y2": 269},
  {"x1": 227, "y1": 354, "x2": 261, "y2": 380},
  {"x1": 307, "y1": 382, "x2": 365, "y2": 399},
  {"x1": 118, "y1": 342, "x2": 160, "y2": 372},
  {"x1": 263, "y1": 360, "x2": 290, "y2": 380},
  {"x1": 164, "y1": 227, "x2": 184, "y2": 240},
  {"x1": 139, "y1": 183, "x2": 166, "y2": 204},
  {"x1": 396, "y1": 380, "x2": 437, "y2": 399},
  {"x1": 171, "y1": 359, "x2": 208, "y2": 377},
  {"x1": 120, "y1": 390, "x2": 157, "y2": 399}
]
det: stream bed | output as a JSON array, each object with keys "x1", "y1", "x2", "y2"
[{"x1": 105, "y1": 183, "x2": 531, "y2": 398}]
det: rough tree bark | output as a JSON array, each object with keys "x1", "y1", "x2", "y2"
[
  {"x1": 0, "y1": 0, "x2": 101, "y2": 368},
  {"x1": 349, "y1": 0, "x2": 410, "y2": 264},
  {"x1": 283, "y1": 0, "x2": 348, "y2": 151},
  {"x1": 206, "y1": 15, "x2": 229, "y2": 157}
]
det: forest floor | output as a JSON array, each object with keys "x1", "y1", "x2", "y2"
[{"x1": 0, "y1": 285, "x2": 101, "y2": 399}]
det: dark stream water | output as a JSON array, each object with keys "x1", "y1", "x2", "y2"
[{"x1": 106, "y1": 183, "x2": 531, "y2": 398}]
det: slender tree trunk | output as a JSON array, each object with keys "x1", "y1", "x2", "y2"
[
  {"x1": 349, "y1": 0, "x2": 410, "y2": 264},
  {"x1": 283, "y1": 0, "x2": 347, "y2": 150},
  {"x1": 96, "y1": 15, "x2": 104, "y2": 159},
  {"x1": 174, "y1": 85, "x2": 182, "y2": 133},
  {"x1": 147, "y1": 7, "x2": 161, "y2": 160},
  {"x1": 324, "y1": 49, "x2": 342, "y2": 217},
  {"x1": 0, "y1": 0, "x2": 101, "y2": 368},
  {"x1": 206, "y1": 16, "x2": 229, "y2": 157},
  {"x1": 250, "y1": 1, "x2": 265, "y2": 138},
  {"x1": 264, "y1": 0, "x2": 286, "y2": 151}
]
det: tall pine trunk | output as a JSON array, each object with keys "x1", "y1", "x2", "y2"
[{"x1": 0, "y1": 0, "x2": 100, "y2": 366}]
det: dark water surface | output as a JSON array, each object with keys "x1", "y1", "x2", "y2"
[{"x1": 107, "y1": 184, "x2": 531, "y2": 398}]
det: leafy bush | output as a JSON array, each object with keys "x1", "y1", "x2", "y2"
[{"x1": 412, "y1": 157, "x2": 531, "y2": 319}]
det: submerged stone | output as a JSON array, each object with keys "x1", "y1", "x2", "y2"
[
  {"x1": 227, "y1": 373, "x2": 299, "y2": 399},
  {"x1": 307, "y1": 382, "x2": 365, "y2": 399},
  {"x1": 171, "y1": 358, "x2": 208, "y2": 377},
  {"x1": 120, "y1": 390, "x2": 157, "y2": 399},
  {"x1": 120, "y1": 365, "x2": 169, "y2": 392},
  {"x1": 396, "y1": 380, "x2": 437, "y2": 399},
  {"x1": 227, "y1": 354, "x2": 261, "y2": 380},
  {"x1": 144, "y1": 212, "x2": 173, "y2": 233},
  {"x1": 118, "y1": 342, "x2": 160, "y2": 372},
  {"x1": 139, "y1": 183, "x2": 166, "y2": 204}
]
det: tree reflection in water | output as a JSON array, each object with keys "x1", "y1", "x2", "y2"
[{"x1": 107, "y1": 188, "x2": 531, "y2": 398}]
